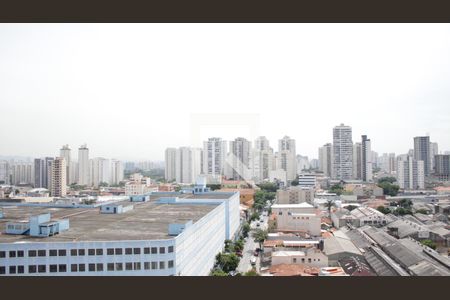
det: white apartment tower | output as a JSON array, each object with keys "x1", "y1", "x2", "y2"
[
  {"x1": 165, "y1": 148, "x2": 177, "y2": 182},
  {"x1": 110, "y1": 159, "x2": 124, "y2": 185},
  {"x1": 228, "y1": 137, "x2": 252, "y2": 180},
  {"x1": 277, "y1": 136, "x2": 297, "y2": 181},
  {"x1": 203, "y1": 138, "x2": 227, "y2": 182},
  {"x1": 332, "y1": 124, "x2": 353, "y2": 180},
  {"x1": 91, "y1": 157, "x2": 111, "y2": 188},
  {"x1": 78, "y1": 144, "x2": 90, "y2": 186},
  {"x1": 50, "y1": 157, "x2": 67, "y2": 197},
  {"x1": 318, "y1": 143, "x2": 332, "y2": 177},
  {"x1": 59, "y1": 144, "x2": 71, "y2": 185},
  {"x1": 251, "y1": 136, "x2": 274, "y2": 183},
  {"x1": 397, "y1": 156, "x2": 425, "y2": 190}
]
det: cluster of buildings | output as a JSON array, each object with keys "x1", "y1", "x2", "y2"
[{"x1": 0, "y1": 144, "x2": 125, "y2": 197}]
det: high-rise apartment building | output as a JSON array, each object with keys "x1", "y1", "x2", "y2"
[
  {"x1": 434, "y1": 154, "x2": 450, "y2": 181},
  {"x1": 332, "y1": 124, "x2": 353, "y2": 180},
  {"x1": 277, "y1": 136, "x2": 297, "y2": 181},
  {"x1": 413, "y1": 136, "x2": 431, "y2": 177},
  {"x1": 361, "y1": 135, "x2": 373, "y2": 182},
  {"x1": 397, "y1": 156, "x2": 425, "y2": 190},
  {"x1": 430, "y1": 142, "x2": 439, "y2": 173},
  {"x1": 91, "y1": 157, "x2": 111, "y2": 187},
  {"x1": 228, "y1": 137, "x2": 251, "y2": 180},
  {"x1": 0, "y1": 160, "x2": 9, "y2": 184},
  {"x1": 318, "y1": 143, "x2": 332, "y2": 177},
  {"x1": 11, "y1": 162, "x2": 33, "y2": 185},
  {"x1": 59, "y1": 144, "x2": 71, "y2": 185},
  {"x1": 296, "y1": 155, "x2": 310, "y2": 173},
  {"x1": 110, "y1": 159, "x2": 124, "y2": 185},
  {"x1": 78, "y1": 144, "x2": 90, "y2": 186},
  {"x1": 34, "y1": 158, "x2": 45, "y2": 188},
  {"x1": 175, "y1": 147, "x2": 203, "y2": 184},
  {"x1": 50, "y1": 157, "x2": 67, "y2": 197},
  {"x1": 165, "y1": 148, "x2": 177, "y2": 182},
  {"x1": 250, "y1": 136, "x2": 274, "y2": 183},
  {"x1": 203, "y1": 138, "x2": 227, "y2": 182},
  {"x1": 353, "y1": 142, "x2": 362, "y2": 180}
]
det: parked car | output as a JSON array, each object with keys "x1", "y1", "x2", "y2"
[
  {"x1": 253, "y1": 250, "x2": 259, "y2": 256},
  {"x1": 250, "y1": 256, "x2": 257, "y2": 265}
]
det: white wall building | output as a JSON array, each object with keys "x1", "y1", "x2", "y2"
[
  {"x1": 319, "y1": 143, "x2": 333, "y2": 177},
  {"x1": 203, "y1": 138, "x2": 227, "y2": 183},
  {"x1": 59, "y1": 145, "x2": 71, "y2": 186},
  {"x1": 332, "y1": 124, "x2": 353, "y2": 180},
  {"x1": 78, "y1": 144, "x2": 90, "y2": 186},
  {"x1": 165, "y1": 148, "x2": 177, "y2": 182},
  {"x1": 110, "y1": 160, "x2": 124, "y2": 185},
  {"x1": 397, "y1": 156, "x2": 425, "y2": 190},
  {"x1": 271, "y1": 203, "x2": 321, "y2": 236}
]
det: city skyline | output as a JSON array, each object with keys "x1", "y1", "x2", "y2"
[{"x1": 1, "y1": 24, "x2": 450, "y2": 160}]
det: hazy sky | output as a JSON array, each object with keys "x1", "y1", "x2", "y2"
[{"x1": 1, "y1": 24, "x2": 449, "y2": 161}]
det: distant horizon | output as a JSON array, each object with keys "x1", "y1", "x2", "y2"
[{"x1": 1, "y1": 24, "x2": 450, "y2": 160}]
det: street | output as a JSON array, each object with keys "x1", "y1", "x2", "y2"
[{"x1": 236, "y1": 212, "x2": 269, "y2": 274}]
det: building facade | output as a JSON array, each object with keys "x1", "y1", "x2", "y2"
[
  {"x1": 332, "y1": 124, "x2": 353, "y2": 180},
  {"x1": 413, "y1": 136, "x2": 431, "y2": 177},
  {"x1": 397, "y1": 156, "x2": 425, "y2": 190}
]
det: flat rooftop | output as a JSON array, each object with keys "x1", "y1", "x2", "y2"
[{"x1": 0, "y1": 193, "x2": 233, "y2": 243}]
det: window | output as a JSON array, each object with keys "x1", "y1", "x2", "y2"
[
  {"x1": 301, "y1": 258, "x2": 305, "y2": 263},
  {"x1": 96, "y1": 249, "x2": 103, "y2": 255},
  {"x1": 96, "y1": 263, "x2": 103, "y2": 272},
  {"x1": 168, "y1": 260, "x2": 174, "y2": 268},
  {"x1": 133, "y1": 248, "x2": 140, "y2": 255},
  {"x1": 126, "y1": 263, "x2": 133, "y2": 270},
  {"x1": 151, "y1": 247, "x2": 157, "y2": 254},
  {"x1": 28, "y1": 265, "x2": 37, "y2": 273},
  {"x1": 79, "y1": 264, "x2": 85, "y2": 272},
  {"x1": 18, "y1": 266, "x2": 24, "y2": 274},
  {"x1": 107, "y1": 248, "x2": 114, "y2": 255},
  {"x1": 125, "y1": 248, "x2": 132, "y2": 255},
  {"x1": 78, "y1": 249, "x2": 85, "y2": 256},
  {"x1": 134, "y1": 262, "x2": 141, "y2": 270},
  {"x1": 308, "y1": 258, "x2": 311, "y2": 263},
  {"x1": 116, "y1": 263, "x2": 123, "y2": 271},
  {"x1": 9, "y1": 251, "x2": 16, "y2": 258},
  {"x1": 159, "y1": 247, "x2": 165, "y2": 254},
  {"x1": 144, "y1": 247, "x2": 150, "y2": 254},
  {"x1": 151, "y1": 262, "x2": 158, "y2": 269},
  {"x1": 293, "y1": 258, "x2": 297, "y2": 263},
  {"x1": 115, "y1": 248, "x2": 122, "y2": 255},
  {"x1": 159, "y1": 261, "x2": 165, "y2": 269},
  {"x1": 144, "y1": 262, "x2": 150, "y2": 270},
  {"x1": 28, "y1": 250, "x2": 36, "y2": 257},
  {"x1": 107, "y1": 263, "x2": 115, "y2": 271},
  {"x1": 50, "y1": 265, "x2": 58, "y2": 273},
  {"x1": 0, "y1": 251, "x2": 5, "y2": 258},
  {"x1": 38, "y1": 250, "x2": 46, "y2": 257},
  {"x1": 88, "y1": 249, "x2": 95, "y2": 256},
  {"x1": 58, "y1": 264, "x2": 66, "y2": 272},
  {"x1": 38, "y1": 265, "x2": 46, "y2": 273},
  {"x1": 70, "y1": 249, "x2": 77, "y2": 256},
  {"x1": 17, "y1": 251, "x2": 24, "y2": 257},
  {"x1": 58, "y1": 249, "x2": 66, "y2": 256},
  {"x1": 9, "y1": 266, "x2": 16, "y2": 274},
  {"x1": 168, "y1": 246, "x2": 174, "y2": 253},
  {"x1": 89, "y1": 264, "x2": 96, "y2": 272},
  {"x1": 49, "y1": 250, "x2": 58, "y2": 256},
  {"x1": 278, "y1": 212, "x2": 282, "y2": 215},
  {"x1": 0, "y1": 266, "x2": 5, "y2": 274},
  {"x1": 70, "y1": 264, "x2": 77, "y2": 272}
]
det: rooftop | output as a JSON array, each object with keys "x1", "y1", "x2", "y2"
[{"x1": 0, "y1": 193, "x2": 234, "y2": 243}]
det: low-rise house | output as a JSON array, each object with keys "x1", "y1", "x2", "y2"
[
  {"x1": 323, "y1": 232, "x2": 364, "y2": 266},
  {"x1": 271, "y1": 248, "x2": 328, "y2": 268},
  {"x1": 263, "y1": 264, "x2": 319, "y2": 276},
  {"x1": 276, "y1": 186, "x2": 314, "y2": 205}
]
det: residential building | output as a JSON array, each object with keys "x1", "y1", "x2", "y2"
[
  {"x1": 78, "y1": 144, "x2": 90, "y2": 186},
  {"x1": 203, "y1": 137, "x2": 227, "y2": 182},
  {"x1": 50, "y1": 157, "x2": 67, "y2": 197},
  {"x1": 434, "y1": 154, "x2": 450, "y2": 181},
  {"x1": 297, "y1": 173, "x2": 316, "y2": 188},
  {"x1": 11, "y1": 162, "x2": 33, "y2": 185},
  {"x1": 361, "y1": 135, "x2": 372, "y2": 182},
  {"x1": 91, "y1": 157, "x2": 111, "y2": 188},
  {"x1": 0, "y1": 161, "x2": 10, "y2": 184},
  {"x1": 271, "y1": 249, "x2": 328, "y2": 268},
  {"x1": 397, "y1": 156, "x2": 425, "y2": 190},
  {"x1": 332, "y1": 124, "x2": 353, "y2": 180},
  {"x1": 277, "y1": 136, "x2": 297, "y2": 181},
  {"x1": 318, "y1": 143, "x2": 332, "y2": 177},
  {"x1": 276, "y1": 186, "x2": 315, "y2": 204},
  {"x1": 353, "y1": 142, "x2": 362, "y2": 180},
  {"x1": 175, "y1": 147, "x2": 203, "y2": 184},
  {"x1": 430, "y1": 142, "x2": 439, "y2": 173},
  {"x1": 110, "y1": 160, "x2": 124, "y2": 185},
  {"x1": 413, "y1": 136, "x2": 431, "y2": 177},
  {"x1": 165, "y1": 148, "x2": 177, "y2": 182},
  {"x1": 59, "y1": 145, "x2": 71, "y2": 185},
  {"x1": 296, "y1": 155, "x2": 310, "y2": 173},
  {"x1": 228, "y1": 137, "x2": 251, "y2": 181},
  {"x1": 250, "y1": 136, "x2": 274, "y2": 183}
]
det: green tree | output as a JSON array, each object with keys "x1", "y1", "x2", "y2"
[
  {"x1": 99, "y1": 182, "x2": 109, "y2": 187},
  {"x1": 256, "y1": 182, "x2": 278, "y2": 193},
  {"x1": 291, "y1": 177, "x2": 299, "y2": 186},
  {"x1": 211, "y1": 269, "x2": 228, "y2": 276},
  {"x1": 377, "y1": 182, "x2": 400, "y2": 196},
  {"x1": 420, "y1": 239, "x2": 437, "y2": 250},
  {"x1": 250, "y1": 212, "x2": 260, "y2": 221},
  {"x1": 393, "y1": 207, "x2": 412, "y2": 216},
  {"x1": 242, "y1": 222, "x2": 251, "y2": 238},
  {"x1": 217, "y1": 253, "x2": 240, "y2": 273},
  {"x1": 377, "y1": 206, "x2": 391, "y2": 214},
  {"x1": 378, "y1": 177, "x2": 397, "y2": 184},
  {"x1": 252, "y1": 228, "x2": 268, "y2": 248},
  {"x1": 244, "y1": 269, "x2": 260, "y2": 276},
  {"x1": 415, "y1": 208, "x2": 429, "y2": 215},
  {"x1": 398, "y1": 199, "x2": 412, "y2": 209},
  {"x1": 329, "y1": 184, "x2": 344, "y2": 195},
  {"x1": 207, "y1": 184, "x2": 222, "y2": 191}
]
